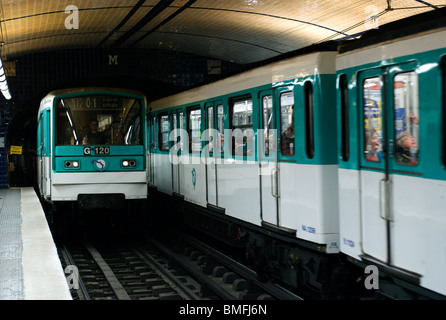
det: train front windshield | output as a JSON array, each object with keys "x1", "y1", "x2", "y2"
[{"x1": 55, "y1": 94, "x2": 142, "y2": 146}]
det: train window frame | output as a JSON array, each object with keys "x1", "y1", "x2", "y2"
[
  {"x1": 158, "y1": 113, "x2": 170, "y2": 152},
  {"x1": 339, "y1": 74, "x2": 350, "y2": 161},
  {"x1": 304, "y1": 81, "x2": 315, "y2": 159},
  {"x1": 262, "y1": 94, "x2": 274, "y2": 156},
  {"x1": 279, "y1": 91, "x2": 295, "y2": 157},
  {"x1": 393, "y1": 71, "x2": 419, "y2": 166},
  {"x1": 229, "y1": 95, "x2": 253, "y2": 157},
  {"x1": 187, "y1": 106, "x2": 201, "y2": 154}
]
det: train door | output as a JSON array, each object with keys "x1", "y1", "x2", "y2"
[
  {"x1": 37, "y1": 109, "x2": 51, "y2": 198},
  {"x1": 258, "y1": 89, "x2": 279, "y2": 226},
  {"x1": 178, "y1": 111, "x2": 185, "y2": 194},
  {"x1": 359, "y1": 70, "x2": 388, "y2": 262},
  {"x1": 358, "y1": 63, "x2": 419, "y2": 265},
  {"x1": 204, "y1": 102, "x2": 224, "y2": 207},
  {"x1": 205, "y1": 103, "x2": 216, "y2": 206},
  {"x1": 37, "y1": 112, "x2": 44, "y2": 196},
  {"x1": 171, "y1": 111, "x2": 181, "y2": 195},
  {"x1": 388, "y1": 65, "x2": 420, "y2": 272}
]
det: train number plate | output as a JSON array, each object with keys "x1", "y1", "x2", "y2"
[
  {"x1": 83, "y1": 146, "x2": 110, "y2": 155},
  {"x1": 94, "y1": 146, "x2": 110, "y2": 155}
]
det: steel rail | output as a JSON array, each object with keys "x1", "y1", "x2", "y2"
[
  {"x1": 59, "y1": 244, "x2": 91, "y2": 300},
  {"x1": 84, "y1": 241, "x2": 132, "y2": 300},
  {"x1": 132, "y1": 245, "x2": 201, "y2": 300}
]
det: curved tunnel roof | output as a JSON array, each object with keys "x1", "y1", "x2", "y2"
[{"x1": 0, "y1": 0, "x2": 443, "y2": 64}]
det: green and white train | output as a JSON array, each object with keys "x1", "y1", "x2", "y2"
[
  {"x1": 146, "y1": 9, "x2": 446, "y2": 299},
  {"x1": 37, "y1": 87, "x2": 147, "y2": 213}
]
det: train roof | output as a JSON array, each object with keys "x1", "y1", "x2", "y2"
[
  {"x1": 149, "y1": 50, "x2": 337, "y2": 111},
  {"x1": 148, "y1": 41, "x2": 338, "y2": 105},
  {"x1": 41, "y1": 87, "x2": 146, "y2": 100},
  {"x1": 338, "y1": 7, "x2": 446, "y2": 54}
]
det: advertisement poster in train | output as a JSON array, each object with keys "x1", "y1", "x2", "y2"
[
  {"x1": 394, "y1": 80, "x2": 406, "y2": 136},
  {"x1": 363, "y1": 78, "x2": 382, "y2": 138}
]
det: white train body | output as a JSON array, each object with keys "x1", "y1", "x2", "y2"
[{"x1": 149, "y1": 49, "x2": 340, "y2": 251}]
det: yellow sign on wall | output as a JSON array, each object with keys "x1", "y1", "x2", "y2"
[{"x1": 10, "y1": 145, "x2": 22, "y2": 155}]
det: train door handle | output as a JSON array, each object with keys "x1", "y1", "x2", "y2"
[
  {"x1": 379, "y1": 178, "x2": 392, "y2": 221},
  {"x1": 379, "y1": 179, "x2": 386, "y2": 220},
  {"x1": 271, "y1": 167, "x2": 279, "y2": 198}
]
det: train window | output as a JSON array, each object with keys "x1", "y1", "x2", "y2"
[
  {"x1": 207, "y1": 107, "x2": 214, "y2": 153},
  {"x1": 151, "y1": 116, "x2": 157, "y2": 150},
  {"x1": 188, "y1": 108, "x2": 201, "y2": 153},
  {"x1": 179, "y1": 112, "x2": 184, "y2": 152},
  {"x1": 230, "y1": 96, "x2": 253, "y2": 156},
  {"x1": 55, "y1": 95, "x2": 142, "y2": 146},
  {"x1": 305, "y1": 82, "x2": 314, "y2": 159},
  {"x1": 173, "y1": 113, "x2": 177, "y2": 130},
  {"x1": 159, "y1": 114, "x2": 170, "y2": 151},
  {"x1": 280, "y1": 92, "x2": 294, "y2": 156},
  {"x1": 262, "y1": 95, "x2": 274, "y2": 156},
  {"x1": 217, "y1": 105, "x2": 224, "y2": 154},
  {"x1": 179, "y1": 112, "x2": 184, "y2": 131},
  {"x1": 394, "y1": 71, "x2": 419, "y2": 165},
  {"x1": 207, "y1": 107, "x2": 213, "y2": 130},
  {"x1": 339, "y1": 74, "x2": 349, "y2": 161},
  {"x1": 38, "y1": 113, "x2": 44, "y2": 154},
  {"x1": 171, "y1": 112, "x2": 178, "y2": 150},
  {"x1": 56, "y1": 106, "x2": 76, "y2": 146},
  {"x1": 363, "y1": 77, "x2": 383, "y2": 162}
]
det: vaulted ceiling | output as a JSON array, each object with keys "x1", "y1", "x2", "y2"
[{"x1": 0, "y1": 0, "x2": 444, "y2": 64}]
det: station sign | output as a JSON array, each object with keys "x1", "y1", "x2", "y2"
[{"x1": 10, "y1": 145, "x2": 22, "y2": 155}]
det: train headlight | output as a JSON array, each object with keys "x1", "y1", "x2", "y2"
[
  {"x1": 121, "y1": 159, "x2": 136, "y2": 168},
  {"x1": 65, "y1": 160, "x2": 79, "y2": 168}
]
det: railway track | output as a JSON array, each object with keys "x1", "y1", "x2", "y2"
[
  {"x1": 57, "y1": 231, "x2": 302, "y2": 300},
  {"x1": 58, "y1": 241, "x2": 194, "y2": 300},
  {"x1": 150, "y1": 233, "x2": 302, "y2": 300}
]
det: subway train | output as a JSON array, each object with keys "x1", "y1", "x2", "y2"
[
  {"x1": 37, "y1": 87, "x2": 147, "y2": 219},
  {"x1": 146, "y1": 9, "x2": 446, "y2": 299}
]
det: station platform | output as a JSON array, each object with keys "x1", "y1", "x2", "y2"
[{"x1": 0, "y1": 187, "x2": 72, "y2": 300}]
